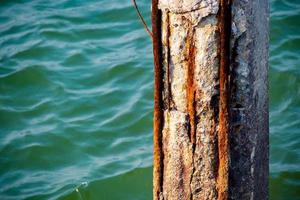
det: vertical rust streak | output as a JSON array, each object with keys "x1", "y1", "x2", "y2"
[
  {"x1": 186, "y1": 27, "x2": 196, "y2": 200},
  {"x1": 152, "y1": 0, "x2": 164, "y2": 199},
  {"x1": 217, "y1": 0, "x2": 231, "y2": 200},
  {"x1": 187, "y1": 31, "x2": 196, "y2": 145}
]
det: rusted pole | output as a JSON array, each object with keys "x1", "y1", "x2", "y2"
[{"x1": 152, "y1": 0, "x2": 269, "y2": 199}]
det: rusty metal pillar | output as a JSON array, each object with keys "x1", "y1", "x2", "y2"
[{"x1": 152, "y1": 0, "x2": 269, "y2": 199}]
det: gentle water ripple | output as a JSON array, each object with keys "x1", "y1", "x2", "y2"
[
  {"x1": 1, "y1": 0, "x2": 152, "y2": 199},
  {"x1": 270, "y1": 0, "x2": 300, "y2": 199}
]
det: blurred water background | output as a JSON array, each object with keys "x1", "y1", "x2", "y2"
[{"x1": 0, "y1": 0, "x2": 299, "y2": 199}]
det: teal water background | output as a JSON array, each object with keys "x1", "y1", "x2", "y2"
[{"x1": 0, "y1": 0, "x2": 299, "y2": 199}]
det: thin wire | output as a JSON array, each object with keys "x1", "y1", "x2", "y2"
[{"x1": 131, "y1": 0, "x2": 153, "y2": 39}]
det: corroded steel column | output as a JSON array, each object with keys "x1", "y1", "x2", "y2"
[{"x1": 152, "y1": 0, "x2": 269, "y2": 199}]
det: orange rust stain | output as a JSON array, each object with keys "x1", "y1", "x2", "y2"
[
  {"x1": 152, "y1": 0, "x2": 164, "y2": 199},
  {"x1": 217, "y1": 0, "x2": 231, "y2": 200},
  {"x1": 186, "y1": 30, "x2": 196, "y2": 145}
]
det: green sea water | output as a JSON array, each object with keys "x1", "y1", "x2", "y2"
[{"x1": 0, "y1": 0, "x2": 299, "y2": 199}]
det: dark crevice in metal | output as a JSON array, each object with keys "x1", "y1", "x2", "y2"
[
  {"x1": 166, "y1": 12, "x2": 172, "y2": 111},
  {"x1": 152, "y1": 0, "x2": 164, "y2": 199}
]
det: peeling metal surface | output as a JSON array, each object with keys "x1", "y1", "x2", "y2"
[
  {"x1": 153, "y1": 0, "x2": 268, "y2": 199},
  {"x1": 158, "y1": 1, "x2": 222, "y2": 199}
]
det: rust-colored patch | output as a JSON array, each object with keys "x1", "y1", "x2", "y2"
[
  {"x1": 185, "y1": 22, "x2": 197, "y2": 200},
  {"x1": 186, "y1": 30, "x2": 196, "y2": 145},
  {"x1": 152, "y1": 0, "x2": 164, "y2": 199},
  {"x1": 217, "y1": 0, "x2": 232, "y2": 200}
]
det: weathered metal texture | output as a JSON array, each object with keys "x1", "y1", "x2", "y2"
[
  {"x1": 229, "y1": 0, "x2": 269, "y2": 199},
  {"x1": 152, "y1": 0, "x2": 269, "y2": 199}
]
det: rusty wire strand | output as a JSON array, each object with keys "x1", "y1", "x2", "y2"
[{"x1": 131, "y1": 0, "x2": 153, "y2": 39}]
